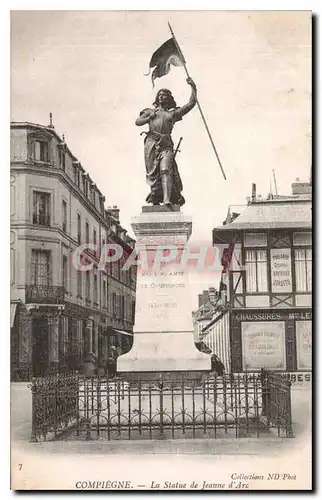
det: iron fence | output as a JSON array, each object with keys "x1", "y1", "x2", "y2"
[
  {"x1": 261, "y1": 369, "x2": 293, "y2": 437},
  {"x1": 29, "y1": 372, "x2": 79, "y2": 442},
  {"x1": 29, "y1": 370, "x2": 293, "y2": 442}
]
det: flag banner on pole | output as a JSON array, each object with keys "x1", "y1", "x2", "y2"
[{"x1": 147, "y1": 37, "x2": 185, "y2": 87}]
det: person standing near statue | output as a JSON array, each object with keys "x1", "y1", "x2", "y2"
[{"x1": 135, "y1": 78, "x2": 197, "y2": 209}]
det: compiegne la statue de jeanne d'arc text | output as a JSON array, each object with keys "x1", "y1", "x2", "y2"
[{"x1": 135, "y1": 24, "x2": 226, "y2": 211}]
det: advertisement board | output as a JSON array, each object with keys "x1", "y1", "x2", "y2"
[
  {"x1": 296, "y1": 320, "x2": 312, "y2": 370},
  {"x1": 270, "y1": 248, "x2": 292, "y2": 293},
  {"x1": 242, "y1": 321, "x2": 286, "y2": 370}
]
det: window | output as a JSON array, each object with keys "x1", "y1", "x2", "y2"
[
  {"x1": 33, "y1": 140, "x2": 49, "y2": 162},
  {"x1": 120, "y1": 295, "x2": 125, "y2": 319},
  {"x1": 115, "y1": 295, "x2": 121, "y2": 318},
  {"x1": 85, "y1": 222, "x2": 89, "y2": 244},
  {"x1": 130, "y1": 266, "x2": 137, "y2": 289},
  {"x1": 59, "y1": 148, "x2": 65, "y2": 171},
  {"x1": 93, "y1": 273, "x2": 98, "y2": 304},
  {"x1": 93, "y1": 229, "x2": 97, "y2": 257},
  {"x1": 244, "y1": 233, "x2": 267, "y2": 247},
  {"x1": 62, "y1": 200, "x2": 67, "y2": 232},
  {"x1": 86, "y1": 270, "x2": 91, "y2": 300},
  {"x1": 294, "y1": 249, "x2": 312, "y2": 292},
  {"x1": 112, "y1": 293, "x2": 117, "y2": 317},
  {"x1": 62, "y1": 255, "x2": 68, "y2": 292},
  {"x1": 131, "y1": 300, "x2": 136, "y2": 323},
  {"x1": 77, "y1": 270, "x2": 82, "y2": 297},
  {"x1": 33, "y1": 191, "x2": 50, "y2": 226},
  {"x1": 77, "y1": 214, "x2": 81, "y2": 244},
  {"x1": 245, "y1": 249, "x2": 268, "y2": 293},
  {"x1": 102, "y1": 280, "x2": 107, "y2": 309},
  {"x1": 31, "y1": 250, "x2": 51, "y2": 286},
  {"x1": 293, "y1": 232, "x2": 312, "y2": 246},
  {"x1": 112, "y1": 261, "x2": 118, "y2": 278}
]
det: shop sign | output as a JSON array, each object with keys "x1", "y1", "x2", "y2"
[
  {"x1": 234, "y1": 311, "x2": 312, "y2": 322},
  {"x1": 281, "y1": 371, "x2": 311, "y2": 384}
]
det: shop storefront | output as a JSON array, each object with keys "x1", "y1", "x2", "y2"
[{"x1": 230, "y1": 309, "x2": 312, "y2": 373}]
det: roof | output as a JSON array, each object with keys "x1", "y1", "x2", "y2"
[
  {"x1": 214, "y1": 199, "x2": 312, "y2": 232},
  {"x1": 11, "y1": 121, "x2": 132, "y2": 239},
  {"x1": 11, "y1": 121, "x2": 79, "y2": 161}
]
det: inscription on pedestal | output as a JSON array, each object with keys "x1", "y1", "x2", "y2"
[{"x1": 117, "y1": 210, "x2": 211, "y2": 373}]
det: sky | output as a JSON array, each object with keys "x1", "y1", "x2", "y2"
[{"x1": 10, "y1": 10, "x2": 311, "y2": 307}]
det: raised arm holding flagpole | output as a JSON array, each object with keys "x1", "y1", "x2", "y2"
[
  {"x1": 144, "y1": 23, "x2": 226, "y2": 182},
  {"x1": 167, "y1": 22, "x2": 226, "y2": 181}
]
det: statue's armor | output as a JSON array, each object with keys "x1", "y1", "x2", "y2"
[{"x1": 140, "y1": 107, "x2": 184, "y2": 206}]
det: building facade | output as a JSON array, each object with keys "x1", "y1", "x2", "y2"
[
  {"x1": 10, "y1": 120, "x2": 136, "y2": 380},
  {"x1": 201, "y1": 180, "x2": 312, "y2": 374}
]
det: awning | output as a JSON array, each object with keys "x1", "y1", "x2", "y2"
[
  {"x1": 10, "y1": 303, "x2": 17, "y2": 327},
  {"x1": 103, "y1": 326, "x2": 134, "y2": 337},
  {"x1": 113, "y1": 328, "x2": 133, "y2": 337}
]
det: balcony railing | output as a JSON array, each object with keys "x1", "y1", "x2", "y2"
[
  {"x1": 25, "y1": 285, "x2": 65, "y2": 304},
  {"x1": 33, "y1": 213, "x2": 51, "y2": 226}
]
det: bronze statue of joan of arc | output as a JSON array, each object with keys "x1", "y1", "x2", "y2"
[{"x1": 135, "y1": 77, "x2": 197, "y2": 209}]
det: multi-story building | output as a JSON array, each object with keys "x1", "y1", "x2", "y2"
[
  {"x1": 10, "y1": 119, "x2": 136, "y2": 380},
  {"x1": 201, "y1": 179, "x2": 312, "y2": 375}
]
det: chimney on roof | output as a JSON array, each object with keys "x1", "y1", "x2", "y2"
[
  {"x1": 291, "y1": 178, "x2": 312, "y2": 195},
  {"x1": 198, "y1": 294, "x2": 204, "y2": 308},
  {"x1": 108, "y1": 205, "x2": 120, "y2": 222},
  {"x1": 48, "y1": 112, "x2": 54, "y2": 129},
  {"x1": 209, "y1": 287, "x2": 217, "y2": 303},
  {"x1": 251, "y1": 183, "x2": 256, "y2": 202},
  {"x1": 202, "y1": 289, "x2": 210, "y2": 305}
]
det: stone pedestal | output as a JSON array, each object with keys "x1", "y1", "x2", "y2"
[{"x1": 117, "y1": 207, "x2": 211, "y2": 377}]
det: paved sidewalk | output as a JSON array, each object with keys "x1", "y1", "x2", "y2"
[{"x1": 11, "y1": 383, "x2": 32, "y2": 442}]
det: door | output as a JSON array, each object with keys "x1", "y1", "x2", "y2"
[{"x1": 32, "y1": 316, "x2": 49, "y2": 376}]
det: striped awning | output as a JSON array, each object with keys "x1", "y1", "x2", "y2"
[{"x1": 10, "y1": 303, "x2": 17, "y2": 327}]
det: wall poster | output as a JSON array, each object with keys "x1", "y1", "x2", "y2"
[
  {"x1": 242, "y1": 321, "x2": 286, "y2": 370},
  {"x1": 270, "y1": 248, "x2": 292, "y2": 293},
  {"x1": 296, "y1": 320, "x2": 312, "y2": 370}
]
